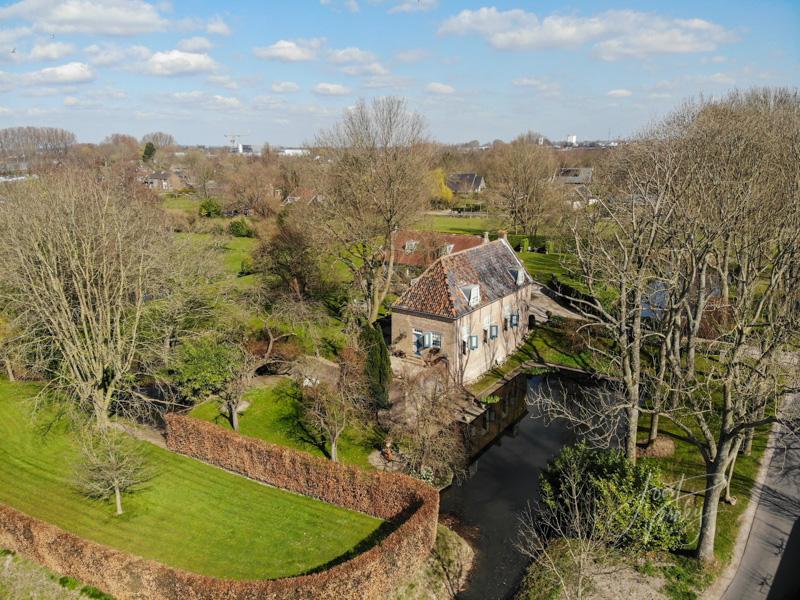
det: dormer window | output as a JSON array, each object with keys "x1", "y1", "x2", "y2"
[
  {"x1": 462, "y1": 284, "x2": 481, "y2": 307},
  {"x1": 404, "y1": 240, "x2": 418, "y2": 253},
  {"x1": 510, "y1": 268, "x2": 525, "y2": 286},
  {"x1": 439, "y1": 243, "x2": 455, "y2": 256}
]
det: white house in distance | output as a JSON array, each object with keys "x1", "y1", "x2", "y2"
[{"x1": 391, "y1": 237, "x2": 541, "y2": 383}]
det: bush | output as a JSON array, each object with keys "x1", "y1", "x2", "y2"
[
  {"x1": 199, "y1": 198, "x2": 222, "y2": 218},
  {"x1": 229, "y1": 218, "x2": 255, "y2": 238},
  {"x1": 540, "y1": 444, "x2": 687, "y2": 552},
  {"x1": 239, "y1": 256, "x2": 255, "y2": 276}
]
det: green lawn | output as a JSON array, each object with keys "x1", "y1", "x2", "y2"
[
  {"x1": 190, "y1": 378, "x2": 378, "y2": 470},
  {"x1": 178, "y1": 232, "x2": 259, "y2": 290},
  {"x1": 0, "y1": 379, "x2": 383, "y2": 580},
  {"x1": 416, "y1": 214, "x2": 502, "y2": 236},
  {"x1": 162, "y1": 193, "x2": 200, "y2": 215},
  {"x1": 469, "y1": 325, "x2": 598, "y2": 395}
]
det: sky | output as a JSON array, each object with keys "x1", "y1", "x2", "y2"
[{"x1": 0, "y1": 0, "x2": 798, "y2": 146}]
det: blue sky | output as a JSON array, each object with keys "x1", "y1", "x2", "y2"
[{"x1": 0, "y1": 0, "x2": 797, "y2": 146}]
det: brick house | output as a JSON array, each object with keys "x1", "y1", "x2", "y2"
[{"x1": 391, "y1": 237, "x2": 541, "y2": 383}]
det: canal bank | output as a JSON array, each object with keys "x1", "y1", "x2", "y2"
[{"x1": 441, "y1": 374, "x2": 581, "y2": 600}]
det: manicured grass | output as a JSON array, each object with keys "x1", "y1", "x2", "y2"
[
  {"x1": 469, "y1": 325, "x2": 598, "y2": 395},
  {"x1": 0, "y1": 379, "x2": 383, "y2": 580},
  {"x1": 190, "y1": 378, "x2": 379, "y2": 470},
  {"x1": 416, "y1": 214, "x2": 502, "y2": 236}
]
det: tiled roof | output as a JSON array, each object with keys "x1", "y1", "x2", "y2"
[
  {"x1": 393, "y1": 238, "x2": 533, "y2": 319},
  {"x1": 392, "y1": 230, "x2": 484, "y2": 268}
]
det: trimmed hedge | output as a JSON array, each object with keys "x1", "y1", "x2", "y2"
[{"x1": 0, "y1": 415, "x2": 438, "y2": 600}]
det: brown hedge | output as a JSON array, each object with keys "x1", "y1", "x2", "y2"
[{"x1": 0, "y1": 414, "x2": 439, "y2": 600}]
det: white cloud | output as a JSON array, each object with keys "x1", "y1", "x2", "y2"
[
  {"x1": 439, "y1": 8, "x2": 737, "y2": 60},
  {"x1": 28, "y1": 41, "x2": 75, "y2": 61},
  {"x1": 142, "y1": 50, "x2": 216, "y2": 76},
  {"x1": 342, "y1": 62, "x2": 388, "y2": 76},
  {"x1": 313, "y1": 82, "x2": 350, "y2": 95},
  {"x1": 63, "y1": 95, "x2": 78, "y2": 105},
  {"x1": 206, "y1": 16, "x2": 231, "y2": 35},
  {"x1": 0, "y1": 26, "x2": 31, "y2": 46},
  {"x1": 394, "y1": 48, "x2": 428, "y2": 63},
  {"x1": 390, "y1": 0, "x2": 438, "y2": 14},
  {"x1": 607, "y1": 88, "x2": 633, "y2": 97},
  {"x1": 512, "y1": 77, "x2": 561, "y2": 96},
  {"x1": 702, "y1": 54, "x2": 728, "y2": 64},
  {"x1": 0, "y1": 0, "x2": 168, "y2": 35},
  {"x1": 272, "y1": 80, "x2": 300, "y2": 93},
  {"x1": 708, "y1": 72, "x2": 735, "y2": 84},
  {"x1": 26, "y1": 61, "x2": 94, "y2": 84},
  {"x1": 169, "y1": 90, "x2": 241, "y2": 110},
  {"x1": 425, "y1": 81, "x2": 454, "y2": 94},
  {"x1": 328, "y1": 46, "x2": 375, "y2": 63},
  {"x1": 207, "y1": 74, "x2": 237, "y2": 89},
  {"x1": 253, "y1": 38, "x2": 324, "y2": 61},
  {"x1": 177, "y1": 36, "x2": 212, "y2": 52},
  {"x1": 84, "y1": 43, "x2": 150, "y2": 66}
]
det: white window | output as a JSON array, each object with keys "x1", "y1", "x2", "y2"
[
  {"x1": 412, "y1": 329, "x2": 423, "y2": 355},
  {"x1": 511, "y1": 313, "x2": 520, "y2": 328},
  {"x1": 440, "y1": 243, "x2": 455, "y2": 256},
  {"x1": 516, "y1": 269, "x2": 525, "y2": 286},
  {"x1": 404, "y1": 240, "x2": 418, "y2": 253},
  {"x1": 431, "y1": 332, "x2": 442, "y2": 349},
  {"x1": 490, "y1": 324, "x2": 499, "y2": 339},
  {"x1": 469, "y1": 335, "x2": 479, "y2": 350},
  {"x1": 462, "y1": 284, "x2": 481, "y2": 307}
]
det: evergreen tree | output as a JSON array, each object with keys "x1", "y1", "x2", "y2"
[
  {"x1": 361, "y1": 322, "x2": 391, "y2": 409},
  {"x1": 142, "y1": 141, "x2": 156, "y2": 162}
]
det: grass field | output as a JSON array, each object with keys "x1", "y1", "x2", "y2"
[
  {"x1": 416, "y1": 214, "x2": 502, "y2": 236},
  {"x1": 178, "y1": 231, "x2": 259, "y2": 290},
  {"x1": 190, "y1": 378, "x2": 378, "y2": 470},
  {"x1": 0, "y1": 379, "x2": 383, "y2": 580}
]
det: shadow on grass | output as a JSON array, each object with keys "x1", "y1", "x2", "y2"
[{"x1": 297, "y1": 501, "x2": 421, "y2": 576}]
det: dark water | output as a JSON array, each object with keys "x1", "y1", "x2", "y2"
[{"x1": 440, "y1": 375, "x2": 577, "y2": 600}]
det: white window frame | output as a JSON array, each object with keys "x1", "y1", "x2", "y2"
[
  {"x1": 431, "y1": 332, "x2": 442, "y2": 349},
  {"x1": 490, "y1": 324, "x2": 499, "y2": 339},
  {"x1": 511, "y1": 313, "x2": 520, "y2": 328},
  {"x1": 469, "y1": 335, "x2": 479, "y2": 350},
  {"x1": 412, "y1": 329, "x2": 423, "y2": 355}
]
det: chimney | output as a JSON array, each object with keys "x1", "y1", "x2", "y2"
[
  {"x1": 499, "y1": 229, "x2": 508, "y2": 241},
  {"x1": 483, "y1": 231, "x2": 490, "y2": 245}
]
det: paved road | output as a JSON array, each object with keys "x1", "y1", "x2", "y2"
[{"x1": 722, "y1": 419, "x2": 800, "y2": 600}]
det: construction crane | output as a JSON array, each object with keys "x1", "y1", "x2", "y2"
[{"x1": 224, "y1": 133, "x2": 244, "y2": 153}]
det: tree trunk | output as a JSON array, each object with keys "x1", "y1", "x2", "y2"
[
  {"x1": 230, "y1": 402, "x2": 240, "y2": 432},
  {"x1": 648, "y1": 413, "x2": 660, "y2": 446},
  {"x1": 724, "y1": 437, "x2": 742, "y2": 504},
  {"x1": 114, "y1": 484, "x2": 123, "y2": 516},
  {"x1": 330, "y1": 435, "x2": 339, "y2": 462},
  {"x1": 626, "y1": 405, "x2": 639, "y2": 465},
  {"x1": 4, "y1": 358, "x2": 15, "y2": 382},
  {"x1": 696, "y1": 459, "x2": 727, "y2": 561}
]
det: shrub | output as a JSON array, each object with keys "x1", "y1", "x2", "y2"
[
  {"x1": 199, "y1": 198, "x2": 222, "y2": 218},
  {"x1": 361, "y1": 323, "x2": 391, "y2": 409},
  {"x1": 239, "y1": 256, "x2": 255, "y2": 276},
  {"x1": 540, "y1": 444, "x2": 687, "y2": 552},
  {"x1": 229, "y1": 218, "x2": 255, "y2": 238}
]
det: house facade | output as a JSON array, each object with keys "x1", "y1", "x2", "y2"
[
  {"x1": 391, "y1": 238, "x2": 540, "y2": 383},
  {"x1": 446, "y1": 173, "x2": 486, "y2": 195}
]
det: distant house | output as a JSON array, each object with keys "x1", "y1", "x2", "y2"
[
  {"x1": 143, "y1": 170, "x2": 184, "y2": 191},
  {"x1": 556, "y1": 167, "x2": 593, "y2": 185},
  {"x1": 391, "y1": 237, "x2": 541, "y2": 383},
  {"x1": 556, "y1": 167, "x2": 597, "y2": 208},
  {"x1": 446, "y1": 173, "x2": 486, "y2": 195},
  {"x1": 283, "y1": 187, "x2": 319, "y2": 205},
  {"x1": 392, "y1": 230, "x2": 485, "y2": 270}
]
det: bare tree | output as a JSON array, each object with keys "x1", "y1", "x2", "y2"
[
  {"x1": 0, "y1": 168, "x2": 172, "y2": 428},
  {"x1": 141, "y1": 131, "x2": 176, "y2": 149},
  {"x1": 392, "y1": 364, "x2": 467, "y2": 484},
  {"x1": 486, "y1": 135, "x2": 565, "y2": 239},
  {"x1": 314, "y1": 97, "x2": 432, "y2": 323},
  {"x1": 299, "y1": 347, "x2": 366, "y2": 462},
  {"x1": 0, "y1": 126, "x2": 76, "y2": 160},
  {"x1": 72, "y1": 428, "x2": 151, "y2": 515},
  {"x1": 184, "y1": 149, "x2": 219, "y2": 198}
]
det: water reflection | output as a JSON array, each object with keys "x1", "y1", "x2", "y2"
[{"x1": 440, "y1": 374, "x2": 578, "y2": 600}]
